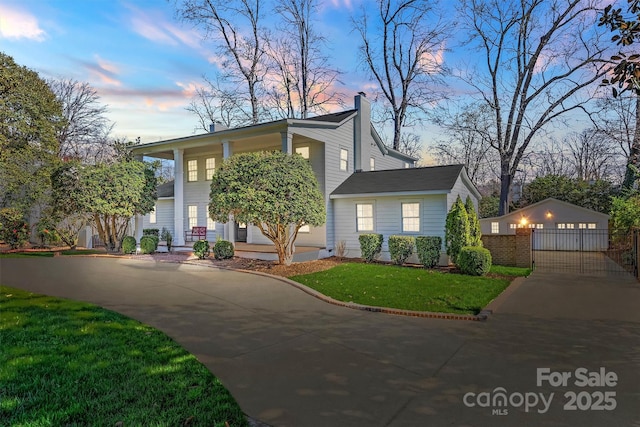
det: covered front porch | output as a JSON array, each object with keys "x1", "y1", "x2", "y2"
[{"x1": 160, "y1": 241, "x2": 322, "y2": 262}]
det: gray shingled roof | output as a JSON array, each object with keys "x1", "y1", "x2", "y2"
[
  {"x1": 331, "y1": 164, "x2": 465, "y2": 196},
  {"x1": 304, "y1": 109, "x2": 357, "y2": 123},
  {"x1": 157, "y1": 180, "x2": 174, "y2": 198}
]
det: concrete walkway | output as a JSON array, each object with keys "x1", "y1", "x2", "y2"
[{"x1": 1, "y1": 257, "x2": 639, "y2": 427}]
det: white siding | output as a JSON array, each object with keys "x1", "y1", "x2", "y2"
[
  {"x1": 446, "y1": 175, "x2": 479, "y2": 211},
  {"x1": 183, "y1": 153, "x2": 221, "y2": 241},
  {"x1": 142, "y1": 199, "x2": 174, "y2": 238},
  {"x1": 333, "y1": 195, "x2": 447, "y2": 263},
  {"x1": 374, "y1": 151, "x2": 407, "y2": 171}
]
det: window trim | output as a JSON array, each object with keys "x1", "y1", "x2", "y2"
[
  {"x1": 401, "y1": 202, "x2": 420, "y2": 233},
  {"x1": 187, "y1": 159, "x2": 198, "y2": 182},
  {"x1": 491, "y1": 222, "x2": 500, "y2": 234},
  {"x1": 188, "y1": 205, "x2": 198, "y2": 229},
  {"x1": 205, "y1": 157, "x2": 215, "y2": 180},
  {"x1": 355, "y1": 202, "x2": 374, "y2": 232},
  {"x1": 340, "y1": 148, "x2": 348, "y2": 171}
]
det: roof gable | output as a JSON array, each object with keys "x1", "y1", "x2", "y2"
[
  {"x1": 484, "y1": 198, "x2": 610, "y2": 220},
  {"x1": 331, "y1": 164, "x2": 466, "y2": 196}
]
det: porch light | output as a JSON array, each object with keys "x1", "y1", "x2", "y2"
[
  {"x1": 520, "y1": 217, "x2": 528, "y2": 227},
  {"x1": 546, "y1": 211, "x2": 553, "y2": 219}
]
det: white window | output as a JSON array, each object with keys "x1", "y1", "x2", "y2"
[
  {"x1": 527, "y1": 223, "x2": 543, "y2": 229},
  {"x1": 149, "y1": 204, "x2": 156, "y2": 224},
  {"x1": 188, "y1": 205, "x2": 198, "y2": 228},
  {"x1": 566, "y1": 223, "x2": 575, "y2": 229},
  {"x1": 578, "y1": 223, "x2": 587, "y2": 229},
  {"x1": 536, "y1": 224, "x2": 544, "y2": 229},
  {"x1": 205, "y1": 158, "x2": 215, "y2": 180},
  {"x1": 356, "y1": 203, "x2": 374, "y2": 231},
  {"x1": 370, "y1": 157, "x2": 375, "y2": 171},
  {"x1": 299, "y1": 223, "x2": 310, "y2": 233},
  {"x1": 401, "y1": 203, "x2": 420, "y2": 232},
  {"x1": 295, "y1": 146, "x2": 310, "y2": 159},
  {"x1": 340, "y1": 148, "x2": 348, "y2": 171},
  {"x1": 187, "y1": 160, "x2": 198, "y2": 182},
  {"x1": 588, "y1": 223, "x2": 597, "y2": 229},
  {"x1": 557, "y1": 223, "x2": 566, "y2": 229},
  {"x1": 491, "y1": 222, "x2": 500, "y2": 234},
  {"x1": 207, "y1": 204, "x2": 215, "y2": 230},
  {"x1": 509, "y1": 223, "x2": 517, "y2": 229},
  {"x1": 404, "y1": 162, "x2": 410, "y2": 168}
]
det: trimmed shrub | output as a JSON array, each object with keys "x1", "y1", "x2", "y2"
[
  {"x1": 359, "y1": 233, "x2": 383, "y2": 262},
  {"x1": 160, "y1": 227, "x2": 173, "y2": 252},
  {"x1": 445, "y1": 195, "x2": 470, "y2": 264},
  {"x1": 193, "y1": 240, "x2": 210, "y2": 259},
  {"x1": 213, "y1": 239, "x2": 234, "y2": 260},
  {"x1": 457, "y1": 246, "x2": 492, "y2": 276},
  {"x1": 142, "y1": 228, "x2": 160, "y2": 238},
  {"x1": 139, "y1": 235, "x2": 156, "y2": 254},
  {"x1": 388, "y1": 235, "x2": 415, "y2": 265},
  {"x1": 416, "y1": 236, "x2": 442, "y2": 268},
  {"x1": 143, "y1": 229, "x2": 159, "y2": 251},
  {"x1": 0, "y1": 208, "x2": 30, "y2": 249},
  {"x1": 465, "y1": 196, "x2": 483, "y2": 247},
  {"x1": 122, "y1": 236, "x2": 137, "y2": 254},
  {"x1": 36, "y1": 218, "x2": 60, "y2": 246}
]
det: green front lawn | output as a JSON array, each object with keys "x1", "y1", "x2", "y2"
[
  {"x1": 290, "y1": 263, "x2": 524, "y2": 315},
  {"x1": 0, "y1": 286, "x2": 247, "y2": 426},
  {"x1": 0, "y1": 249, "x2": 107, "y2": 258}
]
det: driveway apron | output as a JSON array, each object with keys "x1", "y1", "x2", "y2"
[{"x1": 1, "y1": 257, "x2": 639, "y2": 427}]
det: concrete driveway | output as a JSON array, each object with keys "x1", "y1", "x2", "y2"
[{"x1": 1, "y1": 257, "x2": 639, "y2": 427}]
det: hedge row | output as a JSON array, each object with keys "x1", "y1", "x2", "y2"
[{"x1": 358, "y1": 234, "x2": 443, "y2": 268}]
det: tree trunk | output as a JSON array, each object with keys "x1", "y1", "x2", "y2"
[
  {"x1": 498, "y1": 161, "x2": 512, "y2": 216},
  {"x1": 622, "y1": 95, "x2": 640, "y2": 191}
]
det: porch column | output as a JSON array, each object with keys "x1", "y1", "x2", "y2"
[
  {"x1": 173, "y1": 148, "x2": 185, "y2": 246},
  {"x1": 222, "y1": 140, "x2": 235, "y2": 244},
  {"x1": 281, "y1": 131, "x2": 292, "y2": 154}
]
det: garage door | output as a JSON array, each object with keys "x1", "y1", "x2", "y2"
[
  {"x1": 532, "y1": 229, "x2": 636, "y2": 276},
  {"x1": 532, "y1": 229, "x2": 608, "y2": 251}
]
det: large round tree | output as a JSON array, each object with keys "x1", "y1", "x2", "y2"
[
  {"x1": 209, "y1": 151, "x2": 326, "y2": 265},
  {"x1": 0, "y1": 53, "x2": 64, "y2": 214}
]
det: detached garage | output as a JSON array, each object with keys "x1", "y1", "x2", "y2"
[{"x1": 479, "y1": 198, "x2": 610, "y2": 251}]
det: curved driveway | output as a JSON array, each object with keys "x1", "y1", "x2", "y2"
[{"x1": 1, "y1": 257, "x2": 639, "y2": 427}]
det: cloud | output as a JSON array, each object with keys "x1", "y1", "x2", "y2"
[
  {"x1": 0, "y1": 5, "x2": 46, "y2": 41},
  {"x1": 329, "y1": 0, "x2": 353, "y2": 9},
  {"x1": 126, "y1": 4, "x2": 202, "y2": 51},
  {"x1": 80, "y1": 55, "x2": 122, "y2": 86},
  {"x1": 98, "y1": 80, "x2": 200, "y2": 113}
]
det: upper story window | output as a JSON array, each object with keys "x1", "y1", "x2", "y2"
[
  {"x1": 187, "y1": 160, "x2": 198, "y2": 182},
  {"x1": 295, "y1": 146, "x2": 310, "y2": 159},
  {"x1": 356, "y1": 203, "x2": 374, "y2": 231},
  {"x1": 491, "y1": 222, "x2": 499, "y2": 234},
  {"x1": 205, "y1": 158, "x2": 216, "y2": 180},
  {"x1": 340, "y1": 148, "x2": 348, "y2": 171},
  {"x1": 370, "y1": 157, "x2": 375, "y2": 171},
  {"x1": 404, "y1": 162, "x2": 410, "y2": 168},
  {"x1": 401, "y1": 203, "x2": 420, "y2": 232}
]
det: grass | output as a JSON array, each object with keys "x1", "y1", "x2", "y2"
[
  {"x1": 0, "y1": 249, "x2": 106, "y2": 258},
  {"x1": 489, "y1": 265, "x2": 531, "y2": 277},
  {"x1": 290, "y1": 263, "x2": 523, "y2": 315},
  {"x1": 0, "y1": 286, "x2": 247, "y2": 427}
]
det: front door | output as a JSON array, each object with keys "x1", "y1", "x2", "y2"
[{"x1": 235, "y1": 222, "x2": 247, "y2": 242}]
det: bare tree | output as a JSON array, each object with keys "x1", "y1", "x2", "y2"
[
  {"x1": 527, "y1": 138, "x2": 574, "y2": 178},
  {"x1": 186, "y1": 75, "x2": 250, "y2": 130},
  {"x1": 266, "y1": 0, "x2": 344, "y2": 119},
  {"x1": 178, "y1": 0, "x2": 269, "y2": 125},
  {"x1": 565, "y1": 129, "x2": 619, "y2": 181},
  {"x1": 48, "y1": 78, "x2": 114, "y2": 163},
  {"x1": 458, "y1": 0, "x2": 609, "y2": 215},
  {"x1": 430, "y1": 102, "x2": 498, "y2": 186},
  {"x1": 353, "y1": 0, "x2": 448, "y2": 152}
]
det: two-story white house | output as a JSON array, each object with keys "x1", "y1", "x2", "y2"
[{"x1": 131, "y1": 93, "x2": 480, "y2": 263}]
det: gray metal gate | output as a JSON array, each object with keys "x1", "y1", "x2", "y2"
[{"x1": 531, "y1": 229, "x2": 637, "y2": 276}]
